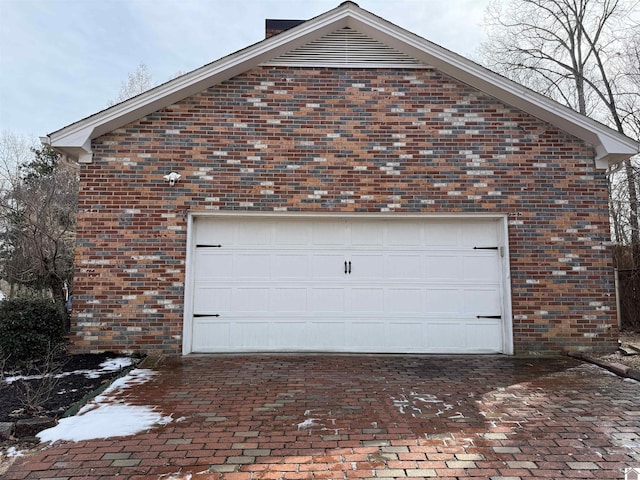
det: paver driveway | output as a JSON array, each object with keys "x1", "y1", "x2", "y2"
[{"x1": 5, "y1": 355, "x2": 640, "y2": 479}]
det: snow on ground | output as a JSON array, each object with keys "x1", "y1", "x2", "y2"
[
  {"x1": 0, "y1": 446, "x2": 24, "y2": 477},
  {"x1": 4, "y1": 357, "x2": 134, "y2": 384},
  {"x1": 5, "y1": 446, "x2": 23, "y2": 457},
  {"x1": 37, "y1": 368, "x2": 172, "y2": 443},
  {"x1": 297, "y1": 418, "x2": 320, "y2": 430}
]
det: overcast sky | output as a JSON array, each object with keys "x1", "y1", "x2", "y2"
[{"x1": 0, "y1": 0, "x2": 490, "y2": 139}]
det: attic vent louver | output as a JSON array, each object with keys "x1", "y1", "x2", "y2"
[{"x1": 264, "y1": 27, "x2": 426, "y2": 68}]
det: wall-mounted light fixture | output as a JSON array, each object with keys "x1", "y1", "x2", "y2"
[{"x1": 163, "y1": 172, "x2": 181, "y2": 186}]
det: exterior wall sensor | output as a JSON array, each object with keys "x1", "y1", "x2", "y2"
[{"x1": 163, "y1": 172, "x2": 181, "y2": 186}]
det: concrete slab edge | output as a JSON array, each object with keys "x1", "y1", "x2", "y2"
[
  {"x1": 62, "y1": 357, "x2": 143, "y2": 418},
  {"x1": 568, "y1": 352, "x2": 640, "y2": 381}
]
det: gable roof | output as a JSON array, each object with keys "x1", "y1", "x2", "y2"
[{"x1": 42, "y1": 1, "x2": 639, "y2": 169}]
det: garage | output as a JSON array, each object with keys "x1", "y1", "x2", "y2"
[{"x1": 184, "y1": 215, "x2": 512, "y2": 354}]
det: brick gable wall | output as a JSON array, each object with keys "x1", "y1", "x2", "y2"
[{"x1": 73, "y1": 66, "x2": 616, "y2": 355}]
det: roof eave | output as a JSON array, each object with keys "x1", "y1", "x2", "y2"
[
  {"x1": 46, "y1": 4, "x2": 355, "y2": 162},
  {"x1": 45, "y1": 2, "x2": 639, "y2": 169},
  {"x1": 342, "y1": 8, "x2": 640, "y2": 169}
]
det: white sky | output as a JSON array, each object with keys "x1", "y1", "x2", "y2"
[{"x1": 0, "y1": 0, "x2": 490, "y2": 139}]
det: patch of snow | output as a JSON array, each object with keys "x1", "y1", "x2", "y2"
[
  {"x1": 297, "y1": 418, "x2": 320, "y2": 430},
  {"x1": 84, "y1": 357, "x2": 133, "y2": 379},
  {"x1": 37, "y1": 368, "x2": 171, "y2": 443},
  {"x1": 57, "y1": 389, "x2": 78, "y2": 395},
  {"x1": 6, "y1": 447, "x2": 23, "y2": 457},
  {"x1": 159, "y1": 473, "x2": 193, "y2": 480},
  {"x1": 38, "y1": 404, "x2": 172, "y2": 442},
  {"x1": 391, "y1": 389, "x2": 457, "y2": 418},
  {"x1": 304, "y1": 409, "x2": 328, "y2": 416},
  {"x1": 411, "y1": 392, "x2": 441, "y2": 403},
  {"x1": 84, "y1": 368, "x2": 155, "y2": 405}
]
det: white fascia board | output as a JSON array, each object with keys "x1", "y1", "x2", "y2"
[
  {"x1": 345, "y1": 9, "x2": 639, "y2": 168},
  {"x1": 46, "y1": 2, "x2": 639, "y2": 168}
]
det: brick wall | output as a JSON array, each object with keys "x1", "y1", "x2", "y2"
[{"x1": 73, "y1": 66, "x2": 616, "y2": 355}]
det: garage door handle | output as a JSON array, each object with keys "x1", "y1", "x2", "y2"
[
  {"x1": 476, "y1": 315, "x2": 501, "y2": 319},
  {"x1": 348, "y1": 261, "x2": 351, "y2": 274},
  {"x1": 344, "y1": 261, "x2": 348, "y2": 274}
]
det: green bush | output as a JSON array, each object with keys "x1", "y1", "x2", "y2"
[{"x1": 0, "y1": 297, "x2": 67, "y2": 368}]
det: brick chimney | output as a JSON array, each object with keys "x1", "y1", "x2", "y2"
[{"x1": 265, "y1": 19, "x2": 305, "y2": 38}]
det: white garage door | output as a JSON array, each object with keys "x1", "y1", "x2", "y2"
[{"x1": 187, "y1": 217, "x2": 508, "y2": 353}]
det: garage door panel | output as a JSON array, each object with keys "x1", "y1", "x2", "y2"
[
  {"x1": 192, "y1": 320, "x2": 230, "y2": 350},
  {"x1": 195, "y1": 252, "x2": 233, "y2": 279},
  {"x1": 350, "y1": 253, "x2": 385, "y2": 278},
  {"x1": 428, "y1": 323, "x2": 466, "y2": 350},
  {"x1": 466, "y1": 322, "x2": 502, "y2": 351},
  {"x1": 273, "y1": 254, "x2": 309, "y2": 279},
  {"x1": 194, "y1": 287, "x2": 231, "y2": 313},
  {"x1": 427, "y1": 289, "x2": 462, "y2": 313},
  {"x1": 236, "y1": 322, "x2": 270, "y2": 347},
  {"x1": 387, "y1": 223, "x2": 422, "y2": 246},
  {"x1": 463, "y1": 255, "x2": 500, "y2": 281},
  {"x1": 463, "y1": 289, "x2": 501, "y2": 314},
  {"x1": 425, "y1": 223, "x2": 459, "y2": 246},
  {"x1": 236, "y1": 254, "x2": 271, "y2": 279},
  {"x1": 197, "y1": 221, "x2": 234, "y2": 245},
  {"x1": 462, "y1": 221, "x2": 496, "y2": 247},
  {"x1": 311, "y1": 288, "x2": 346, "y2": 311},
  {"x1": 387, "y1": 254, "x2": 422, "y2": 279},
  {"x1": 312, "y1": 221, "x2": 346, "y2": 245},
  {"x1": 347, "y1": 321, "x2": 386, "y2": 348},
  {"x1": 387, "y1": 322, "x2": 424, "y2": 349},
  {"x1": 275, "y1": 222, "x2": 310, "y2": 245},
  {"x1": 311, "y1": 322, "x2": 346, "y2": 348},
  {"x1": 425, "y1": 255, "x2": 459, "y2": 280},
  {"x1": 190, "y1": 217, "x2": 507, "y2": 353},
  {"x1": 387, "y1": 289, "x2": 423, "y2": 312},
  {"x1": 351, "y1": 288, "x2": 385, "y2": 312},
  {"x1": 233, "y1": 288, "x2": 269, "y2": 311},
  {"x1": 237, "y1": 222, "x2": 272, "y2": 245},
  {"x1": 311, "y1": 254, "x2": 347, "y2": 278},
  {"x1": 351, "y1": 222, "x2": 384, "y2": 246},
  {"x1": 272, "y1": 288, "x2": 307, "y2": 312},
  {"x1": 269, "y1": 321, "x2": 308, "y2": 348}
]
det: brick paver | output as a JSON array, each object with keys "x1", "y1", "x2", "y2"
[{"x1": 4, "y1": 355, "x2": 639, "y2": 479}]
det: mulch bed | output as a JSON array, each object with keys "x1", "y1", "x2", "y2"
[{"x1": 1, "y1": 353, "x2": 137, "y2": 424}]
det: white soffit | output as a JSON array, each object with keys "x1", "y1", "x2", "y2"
[{"x1": 44, "y1": 1, "x2": 639, "y2": 167}]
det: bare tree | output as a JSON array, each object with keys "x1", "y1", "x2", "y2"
[
  {"x1": 0, "y1": 131, "x2": 33, "y2": 191},
  {"x1": 480, "y1": 0, "x2": 640, "y2": 262},
  {"x1": 0, "y1": 136, "x2": 78, "y2": 303},
  {"x1": 107, "y1": 62, "x2": 154, "y2": 106},
  {"x1": 618, "y1": 32, "x2": 640, "y2": 140}
]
